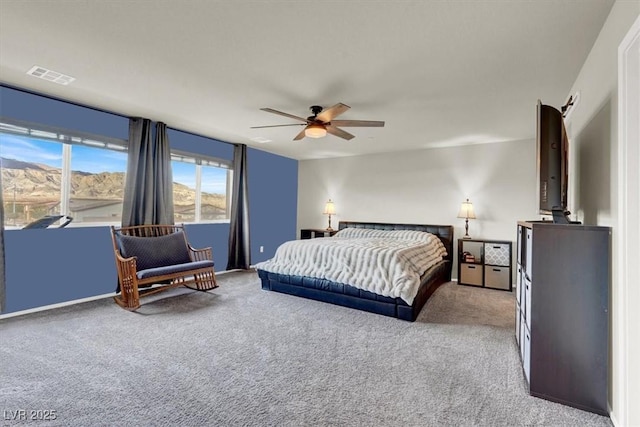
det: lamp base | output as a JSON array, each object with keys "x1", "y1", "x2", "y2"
[{"x1": 462, "y1": 219, "x2": 472, "y2": 239}]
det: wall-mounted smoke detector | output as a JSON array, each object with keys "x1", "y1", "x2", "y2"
[{"x1": 26, "y1": 66, "x2": 75, "y2": 85}]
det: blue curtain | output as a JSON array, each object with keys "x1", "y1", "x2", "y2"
[
  {"x1": 121, "y1": 119, "x2": 174, "y2": 226},
  {"x1": 227, "y1": 144, "x2": 250, "y2": 270}
]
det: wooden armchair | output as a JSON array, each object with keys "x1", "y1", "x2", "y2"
[{"x1": 110, "y1": 224, "x2": 218, "y2": 310}]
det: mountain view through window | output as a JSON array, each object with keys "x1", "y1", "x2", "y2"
[{"x1": 1, "y1": 124, "x2": 230, "y2": 228}]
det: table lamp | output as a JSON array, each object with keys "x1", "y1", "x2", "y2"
[
  {"x1": 323, "y1": 199, "x2": 336, "y2": 231},
  {"x1": 457, "y1": 198, "x2": 476, "y2": 239}
]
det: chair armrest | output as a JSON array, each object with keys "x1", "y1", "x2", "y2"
[
  {"x1": 188, "y1": 245, "x2": 213, "y2": 262},
  {"x1": 114, "y1": 249, "x2": 137, "y2": 265},
  {"x1": 113, "y1": 250, "x2": 138, "y2": 276},
  {"x1": 112, "y1": 249, "x2": 141, "y2": 310}
]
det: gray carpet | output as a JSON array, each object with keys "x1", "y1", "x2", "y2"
[{"x1": 0, "y1": 271, "x2": 612, "y2": 426}]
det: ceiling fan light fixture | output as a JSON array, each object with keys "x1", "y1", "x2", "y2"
[
  {"x1": 305, "y1": 123, "x2": 327, "y2": 138},
  {"x1": 255, "y1": 103, "x2": 383, "y2": 141}
]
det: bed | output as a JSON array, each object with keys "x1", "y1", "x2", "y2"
[{"x1": 256, "y1": 221, "x2": 453, "y2": 321}]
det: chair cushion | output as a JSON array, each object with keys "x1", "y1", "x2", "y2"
[
  {"x1": 116, "y1": 231, "x2": 192, "y2": 271},
  {"x1": 137, "y1": 260, "x2": 214, "y2": 280}
]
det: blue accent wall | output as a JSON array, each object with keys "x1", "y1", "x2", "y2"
[
  {"x1": 168, "y1": 128, "x2": 234, "y2": 161},
  {"x1": 4, "y1": 227, "x2": 116, "y2": 311},
  {"x1": 248, "y1": 147, "x2": 298, "y2": 263},
  {"x1": 0, "y1": 86, "x2": 298, "y2": 314},
  {"x1": 0, "y1": 86, "x2": 128, "y2": 139}
]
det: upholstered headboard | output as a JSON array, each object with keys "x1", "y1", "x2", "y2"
[{"x1": 338, "y1": 221, "x2": 454, "y2": 266}]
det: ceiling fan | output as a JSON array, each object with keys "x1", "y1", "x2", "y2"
[{"x1": 251, "y1": 103, "x2": 385, "y2": 141}]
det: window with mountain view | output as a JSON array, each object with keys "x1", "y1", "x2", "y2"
[
  {"x1": 0, "y1": 133, "x2": 63, "y2": 228},
  {"x1": 0, "y1": 121, "x2": 128, "y2": 228},
  {"x1": 171, "y1": 153, "x2": 231, "y2": 223},
  {"x1": 1, "y1": 119, "x2": 232, "y2": 228},
  {"x1": 68, "y1": 143, "x2": 127, "y2": 224}
]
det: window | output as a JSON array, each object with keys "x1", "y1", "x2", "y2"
[
  {"x1": 0, "y1": 118, "x2": 127, "y2": 228},
  {"x1": 1, "y1": 118, "x2": 233, "y2": 228},
  {"x1": 171, "y1": 152, "x2": 232, "y2": 223}
]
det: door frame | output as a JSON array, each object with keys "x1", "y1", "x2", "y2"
[{"x1": 615, "y1": 14, "x2": 640, "y2": 427}]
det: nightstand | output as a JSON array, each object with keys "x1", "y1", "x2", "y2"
[
  {"x1": 300, "y1": 228, "x2": 338, "y2": 239},
  {"x1": 458, "y1": 238, "x2": 512, "y2": 291}
]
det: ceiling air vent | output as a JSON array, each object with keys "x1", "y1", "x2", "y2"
[{"x1": 26, "y1": 66, "x2": 75, "y2": 85}]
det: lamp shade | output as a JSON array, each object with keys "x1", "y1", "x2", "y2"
[
  {"x1": 323, "y1": 199, "x2": 336, "y2": 215},
  {"x1": 305, "y1": 123, "x2": 327, "y2": 138},
  {"x1": 457, "y1": 199, "x2": 476, "y2": 219}
]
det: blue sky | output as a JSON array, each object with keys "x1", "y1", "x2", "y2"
[
  {"x1": 0, "y1": 133, "x2": 227, "y2": 195},
  {"x1": 0, "y1": 133, "x2": 64, "y2": 168},
  {"x1": 172, "y1": 161, "x2": 227, "y2": 194}
]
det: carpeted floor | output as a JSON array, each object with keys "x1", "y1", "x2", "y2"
[{"x1": 0, "y1": 270, "x2": 612, "y2": 426}]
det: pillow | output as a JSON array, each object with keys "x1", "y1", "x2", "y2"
[
  {"x1": 332, "y1": 227, "x2": 379, "y2": 239},
  {"x1": 116, "y1": 231, "x2": 192, "y2": 271},
  {"x1": 334, "y1": 228, "x2": 429, "y2": 241},
  {"x1": 334, "y1": 227, "x2": 448, "y2": 256}
]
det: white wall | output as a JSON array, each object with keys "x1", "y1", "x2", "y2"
[
  {"x1": 297, "y1": 3, "x2": 639, "y2": 423},
  {"x1": 566, "y1": 1, "x2": 638, "y2": 227},
  {"x1": 298, "y1": 139, "x2": 537, "y2": 279},
  {"x1": 565, "y1": 1, "x2": 640, "y2": 425}
]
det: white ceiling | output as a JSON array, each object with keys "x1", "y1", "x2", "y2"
[{"x1": 0, "y1": 0, "x2": 614, "y2": 160}]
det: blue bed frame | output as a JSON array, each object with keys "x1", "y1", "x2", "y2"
[{"x1": 257, "y1": 221, "x2": 454, "y2": 321}]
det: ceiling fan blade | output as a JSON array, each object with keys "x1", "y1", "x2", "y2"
[
  {"x1": 317, "y1": 103, "x2": 350, "y2": 122},
  {"x1": 260, "y1": 108, "x2": 309, "y2": 123},
  {"x1": 250, "y1": 124, "x2": 305, "y2": 129},
  {"x1": 293, "y1": 128, "x2": 307, "y2": 141},
  {"x1": 330, "y1": 120, "x2": 385, "y2": 128},
  {"x1": 326, "y1": 125, "x2": 355, "y2": 141}
]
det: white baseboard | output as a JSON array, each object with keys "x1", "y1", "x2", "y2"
[
  {"x1": 0, "y1": 270, "x2": 232, "y2": 320},
  {"x1": 0, "y1": 292, "x2": 117, "y2": 320},
  {"x1": 609, "y1": 405, "x2": 618, "y2": 427}
]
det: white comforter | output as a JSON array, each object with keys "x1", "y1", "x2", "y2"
[{"x1": 254, "y1": 228, "x2": 447, "y2": 305}]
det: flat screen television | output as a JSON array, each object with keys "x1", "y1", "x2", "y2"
[{"x1": 536, "y1": 100, "x2": 570, "y2": 223}]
